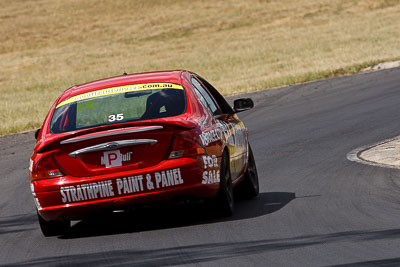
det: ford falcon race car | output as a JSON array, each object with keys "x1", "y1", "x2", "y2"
[{"x1": 29, "y1": 70, "x2": 259, "y2": 236}]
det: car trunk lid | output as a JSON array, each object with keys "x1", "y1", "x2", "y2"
[{"x1": 52, "y1": 124, "x2": 177, "y2": 177}]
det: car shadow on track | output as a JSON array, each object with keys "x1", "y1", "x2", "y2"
[{"x1": 59, "y1": 191, "x2": 296, "y2": 239}]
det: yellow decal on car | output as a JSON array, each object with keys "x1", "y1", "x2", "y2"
[{"x1": 56, "y1": 83, "x2": 184, "y2": 108}]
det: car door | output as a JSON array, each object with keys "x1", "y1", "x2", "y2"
[{"x1": 191, "y1": 76, "x2": 248, "y2": 181}]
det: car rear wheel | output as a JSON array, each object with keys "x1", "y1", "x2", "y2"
[
  {"x1": 37, "y1": 212, "x2": 70, "y2": 237},
  {"x1": 215, "y1": 151, "x2": 234, "y2": 216},
  {"x1": 237, "y1": 144, "x2": 259, "y2": 199}
]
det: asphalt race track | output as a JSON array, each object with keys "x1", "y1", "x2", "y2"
[{"x1": 1, "y1": 68, "x2": 400, "y2": 266}]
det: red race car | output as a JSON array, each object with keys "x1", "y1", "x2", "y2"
[{"x1": 29, "y1": 70, "x2": 259, "y2": 236}]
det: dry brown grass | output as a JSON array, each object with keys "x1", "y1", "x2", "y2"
[{"x1": 1, "y1": 0, "x2": 400, "y2": 135}]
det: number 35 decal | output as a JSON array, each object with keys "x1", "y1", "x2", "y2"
[{"x1": 108, "y1": 113, "x2": 124, "y2": 122}]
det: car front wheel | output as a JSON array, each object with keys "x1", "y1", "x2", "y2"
[{"x1": 237, "y1": 144, "x2": 259, "y2": 199}]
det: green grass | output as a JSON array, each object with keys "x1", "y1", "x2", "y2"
[{"x1": 1, "y1": 0, "x2": 400, "y2": 135}]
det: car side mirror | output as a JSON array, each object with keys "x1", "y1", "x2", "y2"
[
  {"x1": 34, "y1": 128, "x2": 41, "y2": 140},
  {"x1": 233, "y1": 98, "x2": 254, "y2": 113}
]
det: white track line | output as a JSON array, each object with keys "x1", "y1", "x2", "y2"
[{"x1": 346, "y1": 135, "x2": 400, "y2": 170}]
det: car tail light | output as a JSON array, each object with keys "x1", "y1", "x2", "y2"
[
  {"x1": 31, "y1": 155, "x2": 64, "y2": 180},
  {"x1": 168, "y1": 135, "x2": 205, "y2": 159}
]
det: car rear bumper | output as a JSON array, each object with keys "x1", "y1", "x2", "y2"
[{"x1": 31, "y1": 157, "x2": 221, "y2": 221}]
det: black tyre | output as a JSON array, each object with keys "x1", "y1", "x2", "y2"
[
  {"x1": 215, "y1": 151, "x2": 234, "y2": 216},
  {"x1": 37, "y1": 212, "x2": 70, "y2": 237},
  {"x1": 237, "y1": 144, "x2": 259, "y2": 199}
]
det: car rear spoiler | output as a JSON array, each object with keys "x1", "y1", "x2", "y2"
[{"x1": 34, "y1": 119, "x2": 197, "y2": 153}]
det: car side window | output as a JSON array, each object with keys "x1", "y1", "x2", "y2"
[
  {"x1": 196, "y1": 76, "x2": 234, "y2": 114},
  {"x1": 191, "y1": 77, "x2": 221, "y2": 116}
]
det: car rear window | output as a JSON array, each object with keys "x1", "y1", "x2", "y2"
[{"x1": 50, "y1": 83, "x2": 186, "y2": 133}]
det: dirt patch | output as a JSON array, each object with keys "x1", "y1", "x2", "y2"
[{"x1": 363, "y1": 60, "x2": 400, "y2": 71}]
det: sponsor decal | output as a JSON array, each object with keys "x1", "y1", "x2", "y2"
[
  {"x1": 77, "y1": 101, "x2": 96, "y2": 111},
  {"x1": 108, "y1": 113, "x2": 124, "y2": 122},
  {"x1": 30, "y1": 183, "x2": 35, "y2": 196},
  {"x1": 116, "y1": 175, "x2": 145, "y2": 194},
  {"x1": 61, "y1": 180, "x2": 115, "y2": 203},
  {"x1": 232, "y1": 124, "x2": 247, "y2": 147},
  {"x1": 216, "y1": 119, "x2": 247, "y2": 147},
  {"x1": 103, "y1": 150, "x2": 122, "y2": 168},
  {"x1": 197, "y1": 117, "x2": 207, "y2": 128},
  {"x1": 218, "y1": 119, "x2": 248, "y2": 174},
  {"x1": 101, "y1": 150, "x2": 133, "y2": 168},
  {"x1": 202, "y1": 155, "x2": 220, "y2": 184},
  {"x1": 199, "y1": 120, "x2": 237, "y2": 146},
  {"x1": 30, "y1": 183, "x2": 42, "y2": 210},
  {"x1": 33, "y1": 198, "x2": 42, "y2": 210},
  {"x1": 56, "y1": 82, "x2": 184, "y2": 108},
  {"x1": 59, "y1": 168, "x2": 183, "y2": 204},
  {"x1": 203, "y1": 155, "x2": 218, "y2": 169},
  {"x1": 199, "y1": 128, "x2": 222, "y2": 146},
  {"x1": 216, "y1": 120, "x2": 231, "y2": 138},
  {"x1": 202, "y1": 170, "x2": 220, "y2": 184},
  {"x1": 153, "y1": 168, "x2": 183, "y2": 188}
]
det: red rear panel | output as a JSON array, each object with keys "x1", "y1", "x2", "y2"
[{"x1": 53, "y1": 126, "x2": 175, "y2": 177}]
